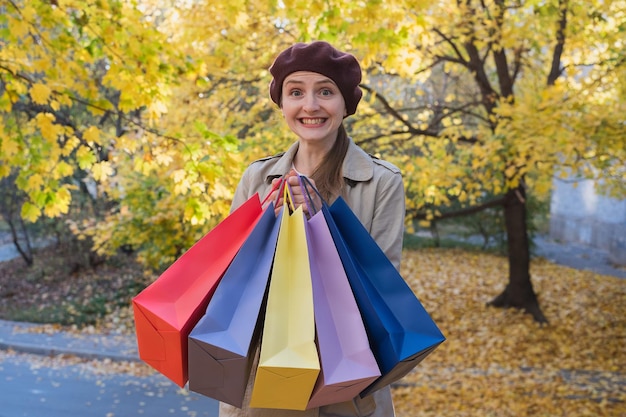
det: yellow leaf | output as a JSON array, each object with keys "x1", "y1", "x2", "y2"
[
  {"x1": 1, "y1": 136, "x2": 20, "y2": 158},
  {"x1": 26, "y1": 173, "x2": 44, "y2": 191},
  {"x1": 155, "y1": 152, "x2": 173, "y2": 166},
  {"x1": 35, "y1": 113, "x2": 63, "y2": 142},
  {"x1": 0, "y1": 92, "x2": 12, "y2": 112},
  {"x1": 55, "y1": 161, "x2": 74, "y2": 178},
  {"x1": 62, "y1": 136, "x2": 80, "y2": 156},
  {"x1": 9, "y1": 16, "x2": 29, "y2": 38},
  {"x1": 76, "y1": 145, "x2": 96, "y2": 169},
  {"x1": 30, "y1": 83, "x2": 52, "y2": 105},
  {"x1": 21, "y1": 202, "x2": 41, "y2": 222},
  {"x1": 43, "y1": 187, "x2": 71, "y2": 217},
  {"x1": 92, "y1": 161, "x2": 114, "y2": 182},
  {"x1": 83, "y1": 126, "x2": 101, "y2": 145}
]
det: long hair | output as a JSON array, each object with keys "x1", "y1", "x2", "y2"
[{"x1": 310, "y1": 124, "x2": 349, "y2": 202}]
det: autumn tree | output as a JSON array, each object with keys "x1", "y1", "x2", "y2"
[
  {"x1": 0, "y1": 0, "x2": 246, "y2": 269},
  {"x1": 2, "y1": 0, "x2": 624, "y2": 326},
  {"x1": 169, "y1": 0, "x2": 625, "y2": 322},
  {"x1": 308, "y1": 0, "x2": 625, "y2": 322}
]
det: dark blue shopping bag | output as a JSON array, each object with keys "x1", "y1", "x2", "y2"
[
  {"x1": 325, "y1": 196, "x2": 445, "y2": 397},
  {"x1": 188, "y1": 203, "x2": 282, "y2": 408}
]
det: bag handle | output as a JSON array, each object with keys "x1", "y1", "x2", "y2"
[
  {"x1": 283, "y1": 179, "x2": 298, "y2": 214},
  {"x1": 261, "y1": 175, "x2": 286, "y2": 206},
  {"x1": 296, "y1": 175, "x2": 316, "y2": 216},
  {"x1": 299, "y1": 175, "x2": 329, "y2": 214}
]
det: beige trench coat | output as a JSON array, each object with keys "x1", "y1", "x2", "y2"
[{"x1": 222, "y1": 139, "x2": 405, "y2": 417}]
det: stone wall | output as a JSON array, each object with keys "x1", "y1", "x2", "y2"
[{"x1": 549, "y1": 177, "x2": 626, "y2": 266}]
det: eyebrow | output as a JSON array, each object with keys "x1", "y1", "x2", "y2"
[{"x1": 284, "y1": 79, "x2": 337, "y2": 87}]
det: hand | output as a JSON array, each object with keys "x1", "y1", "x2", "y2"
[
  {"x1": 265, "y1": 170, "x2": 321, "y2": 218},
  {"x1": 285, "y1": 171, "x2": 320, "y2": 218},
  {"x1": 263, "y1": 177, "x2": 283, "y2": 216}
]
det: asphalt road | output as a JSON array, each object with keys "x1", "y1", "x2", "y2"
[{"x1": 0, "y1": 351, "x2": 218, "y2": 417}]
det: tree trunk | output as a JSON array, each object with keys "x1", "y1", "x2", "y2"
[{"x1": 488, "y1": 185, "x2": 548, "y2": 323}]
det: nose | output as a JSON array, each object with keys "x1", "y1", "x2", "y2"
[{"x1": 302, "y1": 94, "x2": 320, "y2": 112}]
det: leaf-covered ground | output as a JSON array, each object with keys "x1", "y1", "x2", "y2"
[
  {"x1": 0, "y1": 246, "x2": 624, "y2": 416},
  {"x1": 396, "y1": 248, "x2": 625, "y2": 417}
]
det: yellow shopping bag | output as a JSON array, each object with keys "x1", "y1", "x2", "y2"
[{"x1": 250, "y1": 185, "x2": 320, "y2": 410}]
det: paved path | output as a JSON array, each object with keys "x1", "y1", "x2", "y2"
[
  {"x1": 0, "y1": 350, "x2": 218, "y2": 417},
  {"x1": 533, "y1": 235, "x2": 626, "y2": 279}
]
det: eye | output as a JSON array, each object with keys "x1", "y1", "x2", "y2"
[
  {"x1": 288, "y1": 89, "x2": 303, "y2": 97},
  {"x1": 320, "y1": 88, "x2": 333, "y2": 96}
]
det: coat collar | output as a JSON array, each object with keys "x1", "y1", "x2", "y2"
[{"x1": 264, "y1": 138, "x2": 374, "y2": 184}]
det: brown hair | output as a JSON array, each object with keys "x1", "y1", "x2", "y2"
[{"x1": 310, "y1": 124, "x2": 349, "y2": 202}]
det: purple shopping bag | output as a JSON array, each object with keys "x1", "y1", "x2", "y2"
[
  {"x1": 187, "y1": 203, "x2": 282, "y2": 407},
  {"x1": 305, "y1": 211, "x2": 380, "y2": 409}
]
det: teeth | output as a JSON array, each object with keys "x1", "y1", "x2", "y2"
[{"x1": 301, "y1": 118, "x2": 325, "y2": 125}]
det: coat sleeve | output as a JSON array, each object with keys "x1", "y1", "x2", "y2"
[
  {"x1": 370, "y1": 170, "x2": 405, "y2": 271},
  {"x1": 230, "y1": 165, "x2": 255, "y2": 213}
]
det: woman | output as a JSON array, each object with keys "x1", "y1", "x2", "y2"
[{"x1": 224, "y1": 41, "x2": 405, "y2": 417}]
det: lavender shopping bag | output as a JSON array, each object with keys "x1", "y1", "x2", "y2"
[
  {"x1": 304, "y1": 211, "x2": 380, "y2": 409},
  {"x1": 187, "y1": 203, "x2": 282, "y2": 408}
]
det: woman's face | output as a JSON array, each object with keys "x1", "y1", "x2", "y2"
[{"x1": 280, "y1": 71, "x2": 347, "y2": 147}]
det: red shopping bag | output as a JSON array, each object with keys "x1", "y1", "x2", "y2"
[
  {"x1": 132, "y1": 194, "x2": 264, "y2": 387},
  {"x1": 188, "y1": 203, "x2": 282, "y2": 407}
]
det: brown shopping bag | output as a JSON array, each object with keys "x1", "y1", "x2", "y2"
[{"x1": 132, "y1": 194, "x2": 264, "y2": 387}]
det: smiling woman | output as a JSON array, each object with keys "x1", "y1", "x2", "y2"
[
  {"x1": 223, "y1": 41, "x2": 406, "y2": 417},
  {"x1": 280, "y1": 72, "x2": 347, "y2": 155}
]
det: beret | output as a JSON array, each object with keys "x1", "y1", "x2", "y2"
[{"x1": 269, "y1": 41, "x2": 362, "y2": 116}]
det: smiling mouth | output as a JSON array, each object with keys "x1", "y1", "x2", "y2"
[{"x1": 300, "y1": 118, "x2": 326, "y2": 125}]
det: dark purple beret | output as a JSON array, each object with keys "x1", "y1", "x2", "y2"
[{"x1": 269, "y1": 41, "x2": 363, "y2": 116}]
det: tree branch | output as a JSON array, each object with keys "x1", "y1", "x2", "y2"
[
  {"x1": 492, "y1": 0, "x2": 514, "y2": 97},
  {"x1": 547, "y1": 0, "x2": 568, "y2": 86},
  {"x1": 407, "y1": 195, "x2": 507, "y2": 221}
]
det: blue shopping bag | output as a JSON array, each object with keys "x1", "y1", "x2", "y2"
[{"x1": 324, "y1": 196, "x2": 445, "y2": 396}]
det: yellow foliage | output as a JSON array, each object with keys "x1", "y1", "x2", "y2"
[
  {"x1": 26, "y1": 173, "x2": 44, "y2": 192},
  {"x1": 30, "y1": 83, "x2": 52, "y2": 105},
  {"x1": 43, "y1": 186, "x2": 72, "y2": 217},
  {"x1": 91, "y1": 161, "x2": 113, "y2": 182},
  {"x1": 83, "y1": 126, "x2": 101, "y2": 145},
  {"x1": 34, "y1": 113, "x2": 63, "y2": 142},
  {"x1": 21, "y1": 202, "x2": 42, "y2": 222},
  {"x1": 2, "y1": 0, "x2": 624, "y2": 264},
  {"x1": 61, "y1": 136, "x2": 81, "y2": 157}
]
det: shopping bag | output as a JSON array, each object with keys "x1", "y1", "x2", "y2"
[
  {"x1": 326, "y1": 196, "x2": 445, "y2": 396},
  {"x1": 305, "y1": 210, "x2": 380, "y2": 409},
  {"x1": 188, "y1": 203, "x2": 282, "y2": 407},
  {"x1": 132, "y1": 194, "x2": 264, "y2": 387},
  {"x1": 250, "y1": 186, "x2": 320, "y2": 410}
]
